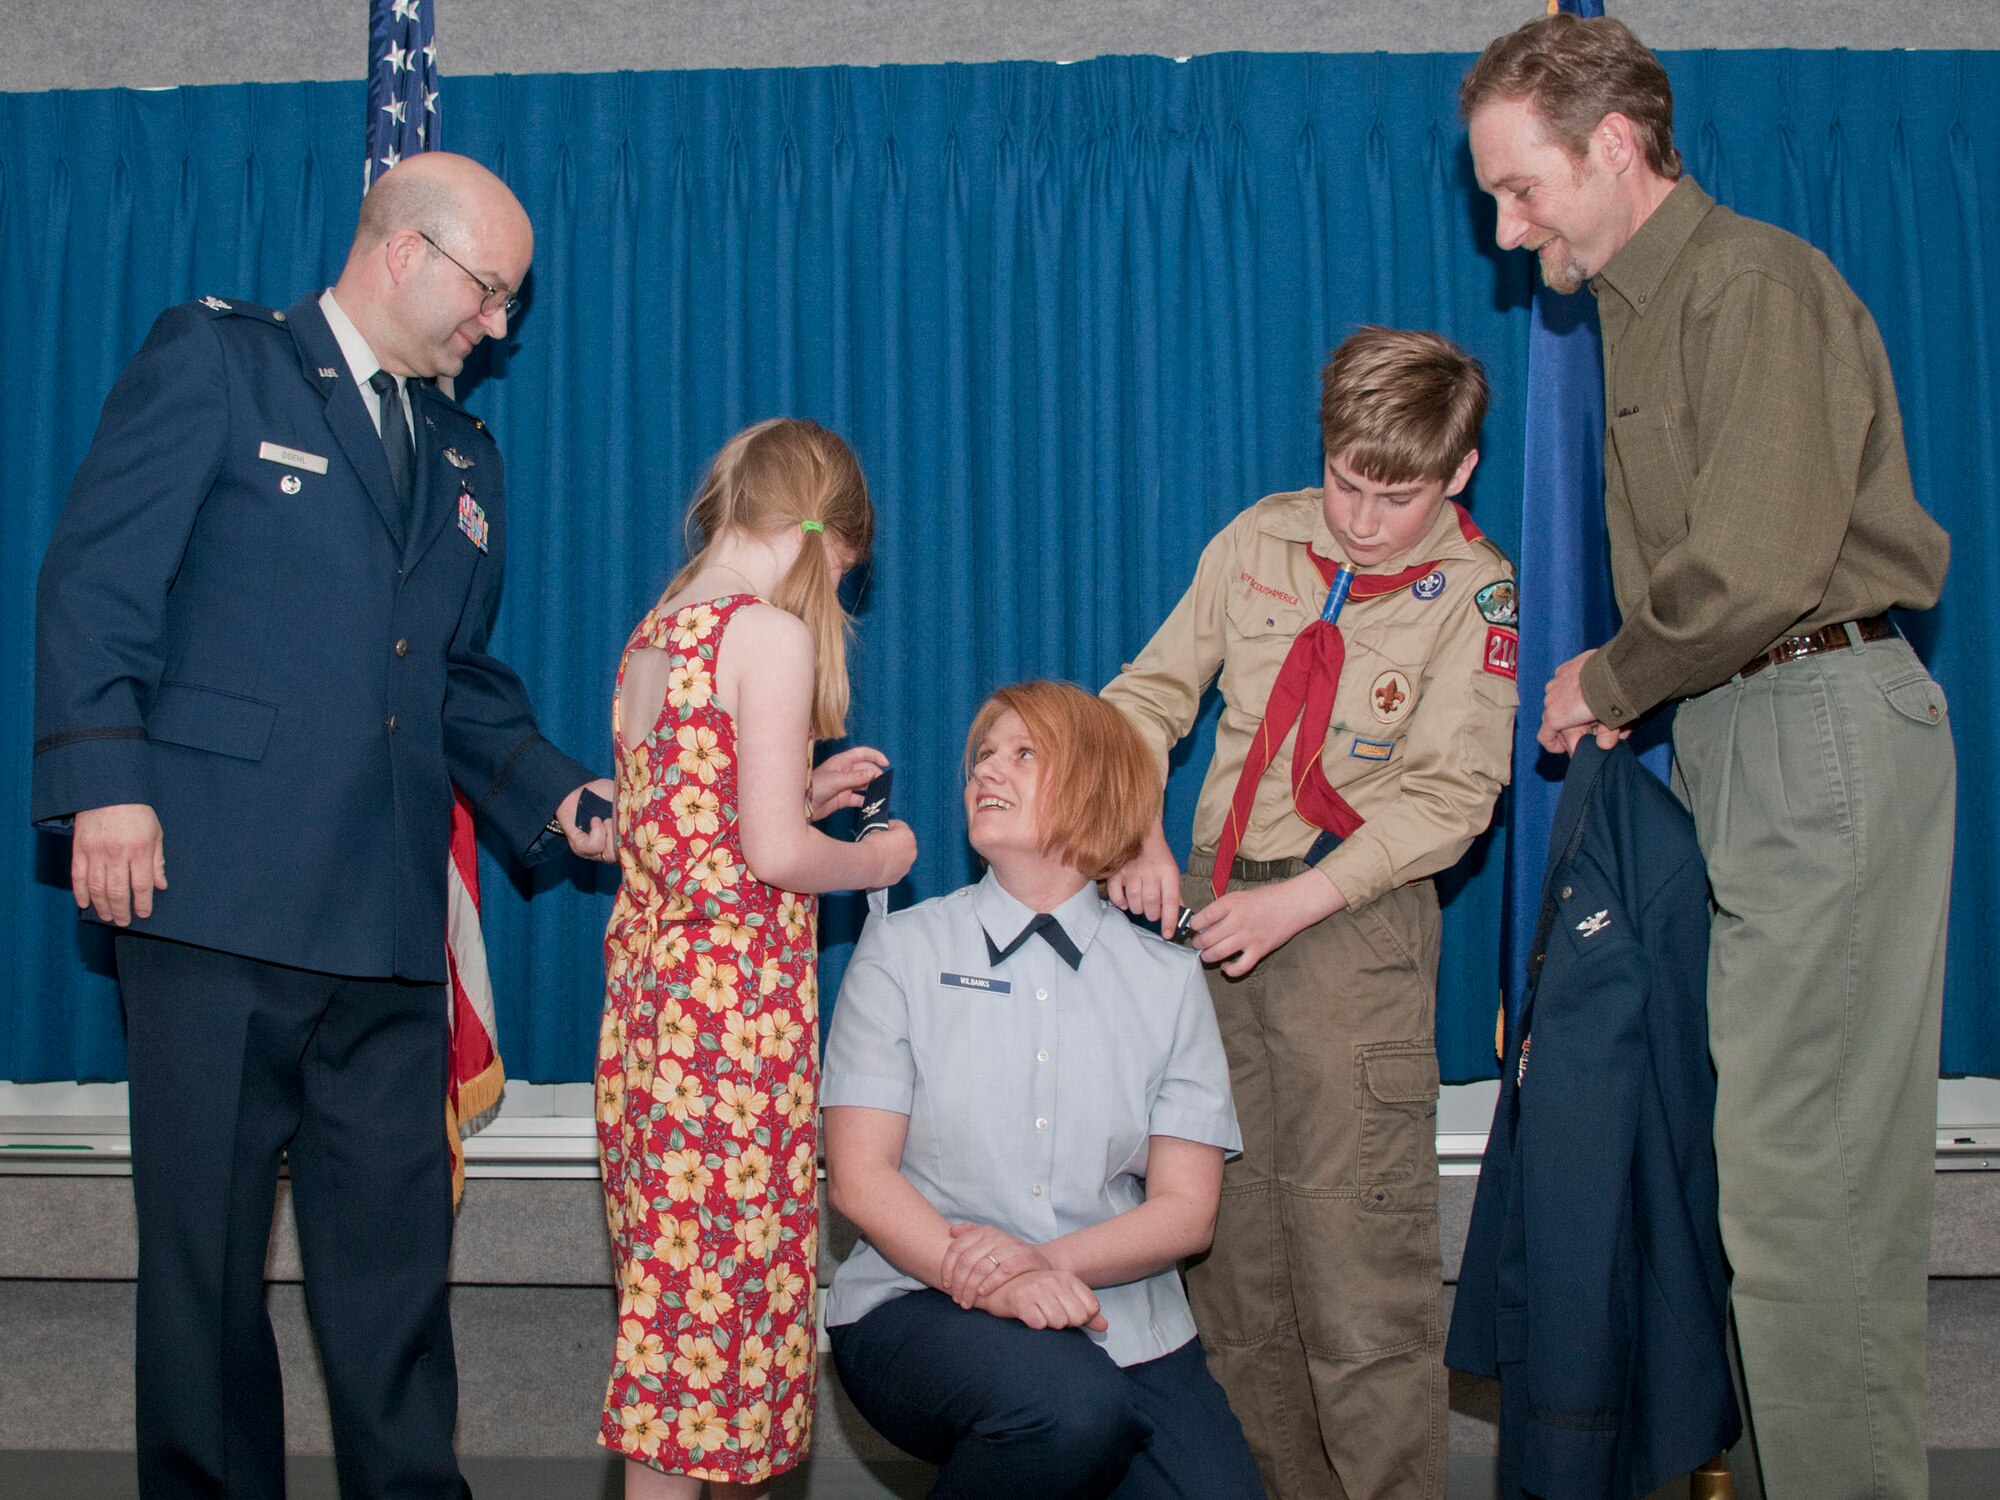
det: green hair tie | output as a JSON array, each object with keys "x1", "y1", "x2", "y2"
[{"x1": 800, "y1": 520, "x2": 825, "y2": 535}]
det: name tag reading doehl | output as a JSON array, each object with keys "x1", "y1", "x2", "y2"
[
  {"x1": 257, "y1": 441, "x2": 329, "y2": 474},
  {"x1": 939, "y1": 972, "x2": 1011, "y2": 995}
]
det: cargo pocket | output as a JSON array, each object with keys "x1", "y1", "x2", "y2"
[{"x1": 1355, "y1": 1042, "x2": 1439, "y2": 1190}]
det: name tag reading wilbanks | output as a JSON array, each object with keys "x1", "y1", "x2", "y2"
[
  {"x1": 940, "y1": 972, "x2": 1011, "y2": 995},
  {"x1": 257, "y1": 441, "x2": 329, "y2": 474}
]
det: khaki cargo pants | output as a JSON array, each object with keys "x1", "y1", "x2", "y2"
[{"x1": 1183, "y1": 853, "x2": 1446, "y2": 1500}]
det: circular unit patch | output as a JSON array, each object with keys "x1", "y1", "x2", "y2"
[{"x1": 1370, "y1": 668, "x2": 1415, "y2": 724}]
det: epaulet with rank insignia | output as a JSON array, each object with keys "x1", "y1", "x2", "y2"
[
  {"x1": 417, "y1": 378, "x2": 499, "y2": 444},
  {"x1": 191, "y1": 295, "x2": 290, "y2": 326}
]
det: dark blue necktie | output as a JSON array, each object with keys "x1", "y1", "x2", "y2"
[
  {"x1": 985, "y1": 912, "x2": 1083, "y2": 971},
  {"x1": 368, "y1": 368, "x2": 415, "y2": 531}
]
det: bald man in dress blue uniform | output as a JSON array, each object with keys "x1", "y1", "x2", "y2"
[{"x1": 31, "y1": 153, "x2": 614, "y2": 1500}]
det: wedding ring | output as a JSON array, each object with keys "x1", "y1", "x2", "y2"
[{"x1": 986, "y1": 1252, "x2": 1002, "y2": 1267}]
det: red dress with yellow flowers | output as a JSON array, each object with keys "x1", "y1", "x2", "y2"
[{"x1": 596, "y1": 593, "x2": 820, "y2": 1480}]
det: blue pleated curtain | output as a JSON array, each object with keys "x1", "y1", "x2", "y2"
[{"x1": 3, "y1": 51, "x2": 1996, "y2": 1084}]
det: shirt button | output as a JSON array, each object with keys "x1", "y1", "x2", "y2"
[
  {"x1": 1036, "y1": 1050, "x2": 1049, "y2": 1064},
  {"x1": 1031, "y1": 1185, "x2": 1043, "y2": 1197},
  {"x1": 1035, "y1": 1118, "x2": 1048, "y2": 1131},
  {"x1": 386, "y1": 714, "x2": 399, "y2": 733},
  {"x1": 1035, "y1": 988, "x2": 1048, "y2": 1001},
  {"x1": 394, "y1": 638, "x2": 411, "y2": 658}
]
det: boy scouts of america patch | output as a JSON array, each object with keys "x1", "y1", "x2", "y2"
[
  {"x1": 1350, "y1": 736, "x2": 1396, "y2": 761},
  {"x1": 456, "y1": 489, "x2": 489, "y2": 552},
  {"x1": 1475, "y1": 580, "x2": 1519, "y2": 627},
  {"x1": 1411, "y1": 568, "x2": 1446, "y2": 601},
  {"x1": 1370, "y1": 669, "x2": 1414, "y2": 724}
]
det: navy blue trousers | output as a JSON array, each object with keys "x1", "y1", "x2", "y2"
[
  {"x1": 830, "y1": 1291, "x2": 1263, "y2": 1500},
  {"x1": 117, "y1": 933, "x2": 470, "y2": 1500}
]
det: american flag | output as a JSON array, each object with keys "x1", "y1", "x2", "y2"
[
  {"x1": 363, "y1": 0, "x2": 506, "y2": 1197},
  {"x1": 365, "y1": 0, "x2": 440, "y2": 188}
]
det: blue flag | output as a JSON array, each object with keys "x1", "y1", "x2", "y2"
[
  {"x1": 1498, "y1": 0, "x2": 1671, "y2": 1030},
  {"x1": 365, "y1": 0, "x2": 440, "y2": 188}
]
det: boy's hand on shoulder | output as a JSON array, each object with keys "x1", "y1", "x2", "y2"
[
  {"x1": 1192, "y1": 870, "x2": 1346, "y2": 977},
  {"x1": 1105, "y1": 818, "x2": 1182, "y2": 935}
]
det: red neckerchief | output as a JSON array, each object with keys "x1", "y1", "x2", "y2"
[{"x1": 1209, "y1": 503, "x2": 1485, "y2": 898}]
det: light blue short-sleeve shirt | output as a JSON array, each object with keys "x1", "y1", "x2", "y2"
[{"x1": 822, "y1": 870, "x2": 1241, "y2": 1368}]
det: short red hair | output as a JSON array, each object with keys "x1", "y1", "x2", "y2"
[{"x1": 963, "y1": 681, "x2": 1160, "y2": 880}]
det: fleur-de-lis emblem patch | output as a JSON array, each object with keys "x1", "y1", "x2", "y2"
[
  {"x1": 1370, "y1": 669, "x2": 1414, "y2": 725},
  {"x1": 1575, "y1": 909, "x2": 1611, "y2": 938}
]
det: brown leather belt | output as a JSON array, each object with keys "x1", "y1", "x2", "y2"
[{"x1": 1739, "y1": 614, "x2": 1895, "y2": 678}]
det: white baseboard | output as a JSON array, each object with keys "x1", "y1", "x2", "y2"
[{"x1": 6, "y1": 1076, "x2": 1995, "y2": 1176}]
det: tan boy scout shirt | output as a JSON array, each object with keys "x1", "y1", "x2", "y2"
[
  {"x1": 1579, "y1": 176, "x2": 1949, "y2": 726},
  {"x1": 1103, "y1": 490, "x2": 1518, "y2": 910}
]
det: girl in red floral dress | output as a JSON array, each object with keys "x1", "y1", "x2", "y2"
[{"x1": 597, "y1": 418, "x2": 918, "y2": 1498}]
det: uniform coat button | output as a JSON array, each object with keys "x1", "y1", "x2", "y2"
[
  {"x1": 387, "y1": 714, "x2": 399, "y2": 733},
  {"x1": 394, "y1": 638, "x2": 411, "y2": 658}
]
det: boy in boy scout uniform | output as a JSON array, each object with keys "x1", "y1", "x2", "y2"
[{"x1": 1103, "y1": 327, "x2": 1517, "y2": 1500}]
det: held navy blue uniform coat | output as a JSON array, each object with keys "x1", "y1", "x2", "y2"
[
  {"x1": 31, "y1": 293, "x2": 592, "y2": 980},
  {"x1": 1446, "y1": 741, "x2": 1740, "y2": 1499}
]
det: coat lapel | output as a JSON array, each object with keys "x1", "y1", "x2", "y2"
[
  {"x1": 285, "y1": 295, "x2": 406, "y2": 548},
  {"x1": 404, "y1": 383, "x2": 472, "y2": 570},
  {"x1": 1515, "y1": 742, "x2": 1613, "y2": 1042}
]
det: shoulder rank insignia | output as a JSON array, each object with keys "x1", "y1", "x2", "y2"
[
  {"x1": 198, "y1": 295, "x2": 231, "y2": 312},
  {"x1": 1575, "y1": 909, "x2": 1611, "y2": 938},
  {"x1": 442, "y1": 448, "x2": 474, "y2": 469}
]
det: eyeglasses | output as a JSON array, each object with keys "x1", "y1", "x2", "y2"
[{"x1": 418, "y1": 230, "x2": 519, "y2": 318}]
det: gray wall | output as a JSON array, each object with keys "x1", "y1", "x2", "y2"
[{"x1": 5, "y1": 2, "x2": 1998, "y2": 94}]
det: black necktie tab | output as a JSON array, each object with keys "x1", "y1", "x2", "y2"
[{"x1": 985, "y1": 912, "x2": 1084, "y2": 971}]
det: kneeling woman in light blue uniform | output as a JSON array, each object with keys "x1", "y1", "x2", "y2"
[{"x1": 823, "y1": 680, "x2": 1262, "y2": 1500}]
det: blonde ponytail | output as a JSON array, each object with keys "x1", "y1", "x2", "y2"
[{"x1": 670, "y1": 418, "x2": 873, "y2": 740}]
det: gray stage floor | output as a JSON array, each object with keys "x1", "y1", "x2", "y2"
[{"x1": 5, "y1": 1452, "x2": 2000, "y2": 1499}]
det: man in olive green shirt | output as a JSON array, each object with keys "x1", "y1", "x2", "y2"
[{"x1": 1463, "y1": 16, "x2": 1954, "y2": 1500}]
